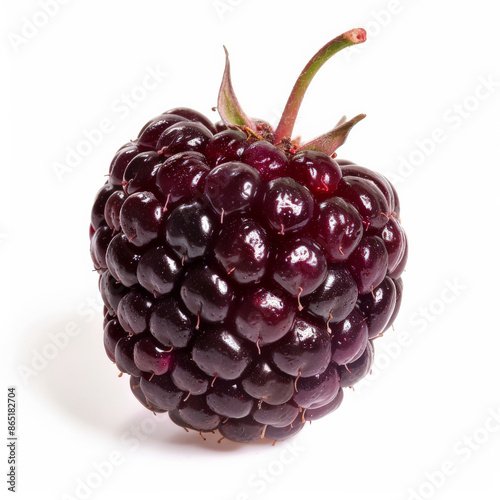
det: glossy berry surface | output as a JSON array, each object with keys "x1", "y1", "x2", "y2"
[{"x1": 90, "y1": 28, "x2": 407, "y2": 444}]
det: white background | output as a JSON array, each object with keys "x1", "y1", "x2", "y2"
[{"x1": 3, "y1": 0, "x2": 500, "y2": 499}]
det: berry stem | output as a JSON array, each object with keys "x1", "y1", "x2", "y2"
[{"x1": 273, "y1": 28, "x2": 367, "y2": 145}]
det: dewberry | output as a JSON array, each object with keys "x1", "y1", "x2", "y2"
[{"x1": 90, "y1": 28, "x2": 407, "y2": 443}]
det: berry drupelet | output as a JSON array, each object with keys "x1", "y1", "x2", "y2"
[{"x1": 90, "y1": 28, "x2": 408, "y2": 443}]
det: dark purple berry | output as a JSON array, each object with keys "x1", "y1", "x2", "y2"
[
  {"x1": 347, "y1": 235, "x2": 388, "y2": 294},
  {"x1": 156, "y1": 151, "x2": 209, "y2": 207},
  {"x1": 168, "y1": 409, "x2": 195, "y2": 430},
  {"x1": 109, "y1": 145, "x2": 140, "y2": 186},
  {"x1": 241, "y1": 361, "x2": 295, "y2": 405},
  {"x1": 339, "y1": 341, "x2": 374, "y2": 387},
  {"x1": 389, "y1": 179, "x2": 401, "y2": 216},
  {"x1": 214, "y1": 120, "x2": 227, "y2": 133},
  {"x1": 104, "y1": 190, "x2": 126, "y2": 232},
  {"x1": 330, "y1": 307, "x2": 369, "y2": 365},
  {"x1": 150, "y1": 297, "x2": 194, "y2": 349},
  {"x1": 115, "y1": 335, "x2": 144, "y2": 377},
  {"x1": 385, "y1": 277, "x2": 403, "y2": 332},
  {"x1": 164, "y1": 107, "x2": 217, "y2": 134},
  {"x1": 165, "y1": 201, "x2": 216, "y2": 261},
  {"x1": 105, "y1": 234, "x2": 142, "y2": 287},
  {"x1": 264, "y1": 414, "x2": 305, "y2": 440},
  {"x1": 301, "y1": 266, "x2": 358, "y2": 323},
  {"x1": 103, "y1": 307, "x2": 113, "y2": 324},
  {"x1": 340, "y1": 164, "x2": 396, "y2": 213},
  {"x1": 103, "y1": 318, "x2": 128, "y2": 362},
  {"x1": 133, "y1": 338, "x2": 174, "y2": 375},
  {"x1": 203, "y1": 162, "x2": 261, "y2": 217},
  {"x1": 206, "y1": 380, "x2": 254, "y2": 418},
  {"x1": 156, "y1": 121, "x2": 213, "y2": 157},
  {"x1": 178, "y1": 395, "x2": 221, "y2": 431},
  {"x1": 272, "y1": 238, "x2": 327, "y2": 298},
  {"x1": 336, "y1": 176, "x2": 389, "y2": 230},
  {"x1": 91, "y1": 183, "x2": 118, "y2": 230},
  {"x1": 241, "y1": 140, "x2": 289, "y2": 181},
  {"x1": 388, "y1": 227, "x2": 408, "y2": 279},
  {"x1": 293, "y1": 362, "x2": 340, "y2": 409},
  {"x1": 171, "y1": 352, "x2": 209, "y2": 396},
  {"x1": 137, "y1": 114, "x2": 186, "y2": 149},
  {"x1": 123, "y1": 152, "x2": 163, "y2": 196},
  {"x1": 260, "y1": 177, "x2": 314, "y2": 235},
  {"x1": 99, "y1": 270, "x2": 128, "y2": 316},
  {"x1": 270, "y1": 317, "x2": 332, "y2": 377},
  {"x1": 180, "y1": 264, "x2": 234, "y2": 323},
  {"x1": 116, "y1": 290, "x2": 153, "y2": 335},
  {"x1": 214, "y1": 218, "x2": 269, "y2": 284},
  {"x1": 336, "y1": 158, "x2": 356, "y2": 166},
  {"x1": 130, "y1": 376, "x2": 167, "y2": 414},
  {"x1": 205, "y1": 129, "x2": 249, "y2": 166},
  {"x1": 253, "y1": 402, "x2": 299, "y2": 428},
  {"x1": 119, "y1": 191, "x2": 163, "y2": 247},
  {"x1": 137, "y1": 245, "x2": 181, "y2": 297},
  {"x1": 357, "y1": 277, "x2": 397, "y2": 339},
  {"x1": 313, "y1": 197, "x2": 363, "y2": 262},
  {"x1": 377, "y1": 217, "x2": 407, "y2": 276},
  {"x1": 192, "y1": 326, "x2": 252, "y2": 380},
  {"x1": 234, "y1": 287, "x2": 295, "y2": 346},
  {"x1": 90, "y1": 225, "x2": 113, "y2": 272},
  {"x1": 304, "y1": 388, "x2": 344, "y2": 421},
  {"x1": 289, "y1": 150, "x2": 341, "y2": 199},
  {"x1": 140, "y1": 372, "x2": 184, "y2": 411},
  {"x1": 219, "y1": 416, "x2": 265, "y2": 443}
]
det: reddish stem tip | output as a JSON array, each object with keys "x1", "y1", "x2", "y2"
[{"x1": 343, "y1": 28, "x2": 367, "y2": 44}]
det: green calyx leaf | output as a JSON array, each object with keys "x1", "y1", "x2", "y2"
[
  {"x1": 217, "y1": 46, "x2": 255, "y2": 130},
  {"x1": 298, "y1": 114, "x2": 366, "y2": 155}
]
